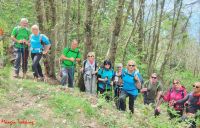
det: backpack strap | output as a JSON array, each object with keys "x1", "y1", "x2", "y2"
[
  {"x1": 123, "y1": 71, "x2": 134, "y2": 77},
  {"x1": 169, "y1": 88, "x2": 173, "y2": 101},
  {"x1": 14, "y1": 26, "x2": 20, "y2": 37},
  {"x1": 101, "y1": 68, "x2": 104, "y2": 75},
  {"x1": 197, "y1": 96, "x2": 200, "y2": 105},
  {"x1": 146, "y1": 80, "x2": 151, "y2": 90},
  {"x1": 40, "y1": 34, "x2": 43, "y2": 44},
  {"x1": 95, "y1": 60, "x2": 97, "y2": 71},
  {"x1": 76, "y1": 50, "x2": 80, "y2": 58},
  {"x1": 156, "y1": 82, "x2": 161, "y2": 93},
  {"x1": 65, "y1": 47, "x2": 70, "y2": 54},
  {"x1": 65, "y1": 48, "x2": 80, "y2": 58},
  {"x1": 123, "y1": 71, "x2": 140, "y2": 85},
  {"x1": 181, "y1": 90, "x2": 184, "y2": 98},
  {"x1": 15, "y1": 26, "x2": 29, "y2": 38}
]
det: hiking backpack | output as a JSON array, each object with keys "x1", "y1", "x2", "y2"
[
  {"x1": 14, "y1": 26, "x2": 30, "y2": 38},
  {"x1": 83, "y1": 60, "x2": 98, "y2": 74},
  {"x1": 29, "y1": 34, "x2": 51, "y2": 51},
  {"x1": 59, "y1": 48, "x2": 80, "y2": 77},
  {"x1": 64, "y1": 47, "x2": 80, "y2": 58}
]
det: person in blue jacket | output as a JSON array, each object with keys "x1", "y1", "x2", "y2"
[
  {"x1": 119, "y1": 60, "x2": 142, "y2": 113},
  {"x1": 29, "y1": 25, "x2": 51, "y2": 81},
  {"x1": 97, "y1": 60, "x2": 114, "y2": 100}
]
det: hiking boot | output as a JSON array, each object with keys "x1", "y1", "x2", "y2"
[{"x1": 13, "y1": 73, "x2": 19, "y2": 78}]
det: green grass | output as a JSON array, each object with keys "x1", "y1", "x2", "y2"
[
  {"x1": 49, "y1": 91, "x2": 97, "y2": 118},
  {"x1": 0, "y1": 66, "x2": 199, "y2": 128},
  {"x1": 16, "y1": 108, "x2": 49, "y2": 128}
]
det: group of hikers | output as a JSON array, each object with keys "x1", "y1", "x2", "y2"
[
  {"x1": 11, "y1": 18, "x2": 200, "y2": 127},
  {"x1": 11, "y1": 18, "x2": 50, "y2": 79}
]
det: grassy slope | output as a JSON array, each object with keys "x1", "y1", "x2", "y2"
[{"x1": 0, "y1": 67, "x2": 198, "y2": 128}]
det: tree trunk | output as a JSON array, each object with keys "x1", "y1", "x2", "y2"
[
  {"x1": 42, "y1": 0, "x2": 56, "y2": 79},
  {"x1": 153, "y1": 0, "x2": 165, "y2": 66},
  {"x1": 121, "y1": 3, "x2": 141, "y2": 64},
  {"x1": 83, "y1": 0, "x2": 93, "y2": 59},
  {"x1": 35, "y1": 0, "x2": 46, "y2": 33},
  {"x1": 106, "y1": 0, "x2": 125, "y2": 65},
  {"x1": 44, "y1": 0, "x2": 50, "y2": 25},
  {"x1": 160, "y1": 0, "x2": 183, "y2": 78},
  {"x1": 49, "y1": 29, "x2": 56, "y2": 78},
  {"x1": 64, "y1": 0, "x2": 71, "y2": 47},
  {"x1": 78, "y1": 0, "x2": 93, "y2": 91},
  {"x1": 147, "y1": 0, "x2": 158, "y2": 75},
  {"x1": 49, "y1": 0, "x2": 56, "y2": 27},
  {"x1": 121, "y1": 1, "x2": 132, "y2": 31},
  {"x1": 131, "y1": 0, "x2": 134, "y2": 23},
  {"x1": 138, "y1": 0, "x2": 145, "y2": 61},
  {"x1": 77, "y1": 0, "x2": 81, "y2": 43},
  {"x1": 143, "y1": 3, "x2": 154, "y2": 62}
]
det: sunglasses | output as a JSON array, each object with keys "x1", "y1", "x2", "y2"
[
  {"x1": 151, "y1": 77, "x2": 157, "y2": 79},
  {"x1": 88, "y1": 55, "x2": 94, "y2": 57},
  {"x1": 173, "y1": 82, "x2": 179, "y2": 85},
  {"x1": 193, "y1": 85, "x2": 200, "y2": 89},
  {"x1": 128, "y1": 65, "x2": 135, "y2": 67},
  {"x1": 105, "y1": 63, "x2": 110, "y2": 65}
]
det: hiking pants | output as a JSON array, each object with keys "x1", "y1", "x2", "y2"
[
  {"x1": 61, "y1": 67, "x2": 74, "y2": 88},
  {"x1": 119, "y1": 90, "x2": 137, "y2": 113},
  {"x1": 84, "y1": 74, "x2": 97, "y2": 94},
  {"x1": 31, "y1": 53, "x2": 43, "y2": 78},
  {"x1": 14, "y1": 47, "x2": 29, "y2": 74}
]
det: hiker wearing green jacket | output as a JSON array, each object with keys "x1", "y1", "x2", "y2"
[
  {"x1": 141, "y1": 73, "x2": 163, "y2": 105},
  {"x1": 11, "y1": 18, "x2": 31, "y2": 78},
  {"x1": 141, "y1": 73, "x2": 163, "y2": 116},
  {"x1": 60, "y1": 40, "x2": 81, "y2": 89}
]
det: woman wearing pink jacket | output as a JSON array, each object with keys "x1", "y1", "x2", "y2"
[{"x1": 157, "y1": 79, "x2": 187, "y2": 118}]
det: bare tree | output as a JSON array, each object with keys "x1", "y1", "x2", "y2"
[
  {"x1": 147, "y1": 0, "x2": 159, "y2": 75},
  {"x1": 160, "y1": 0, "x2": 183, "y2": 78},
  {"x1": 153, "y1": 0, "x2": 165, "y2": 68},
  {"x1": 106, "y1": 0, "x2": 125, "y2": 65},
  {"x1": 64, "y1": 0, "x2": 71, "y2": 47},
  {"x1": 78, "y1": 0, "x2": 93, "y2": 91},
  {"x1": 83, "y1": 0, "x2": 93, "y2": 59},
  {"x1": 77, "y1": 0, "x2": 81, "y2": 43},
  {"x1": 138, "y1": 0, "x2": 145, "y2": 61},
  {"x1": 35, "y1": 0, "x2": 46, "y2": 33},
  {"x1": 121, "y1": 2, "x2": 141, "y2": 64},
  {"x1": 43, "y1": 0, "x2": 56, "y2": 79}
]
